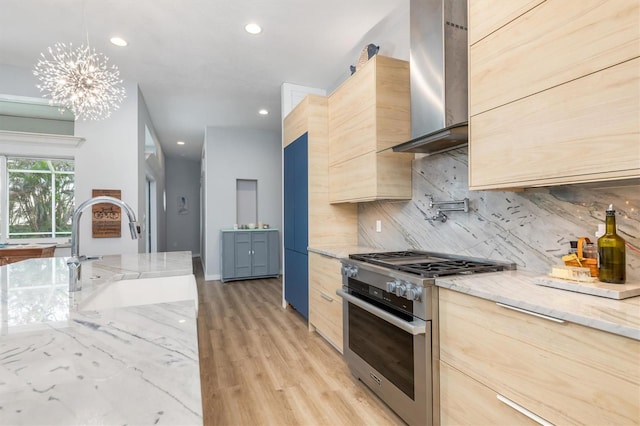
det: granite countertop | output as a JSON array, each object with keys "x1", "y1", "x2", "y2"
[
  {"x1": 436, "y1": 269, "x2": 640, "y2": 341},
  {"x1": 0, "y1": 252, "x2": 202, "y2": 425}
]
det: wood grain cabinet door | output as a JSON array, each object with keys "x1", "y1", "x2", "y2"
[
  {"x1": 439, "y1": 288, "x2": 640, "y2": 425},
  {"x1": 468, "y1": 0, "x2": 640, "y2": 189},
  {"x1": 308, "y1": 252, "x2": 343, "y2": 351},
  {"x1": 327, "y1": 55, "x2": 412, "y2": 203}
]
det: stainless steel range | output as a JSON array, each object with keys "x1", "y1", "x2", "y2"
[{"x1": 337, "y1": 251, "x2": 515, "y2": 426}]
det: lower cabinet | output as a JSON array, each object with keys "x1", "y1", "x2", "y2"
[
  {"x1": 308, "y1": 252, "x2": 343, "y2": 351},
  {"x1": 220, "y1": 230, "x2": 279, "y2": 282},
  {"x1": 440, "y1": 361, "x2": 538, "y2": 426},
  {"x1": 438, "y1": 288, "x2": 640, "y2": 425}
]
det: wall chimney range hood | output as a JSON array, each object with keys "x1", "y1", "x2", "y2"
[{"x1": 393, "y1": 0, "x2": 468, "y2": 155}]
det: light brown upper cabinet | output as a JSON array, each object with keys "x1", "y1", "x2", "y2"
[
  {"x1": 468, "y1": 0, "x2": 640, "y2": 190},
  {"x1": 328, "y1": 55, "x2": 413, "y2": 203}
]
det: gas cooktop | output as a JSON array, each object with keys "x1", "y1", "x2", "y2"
[{"x1": 349, "y1": 250, "x2": 515, "y2": 278}]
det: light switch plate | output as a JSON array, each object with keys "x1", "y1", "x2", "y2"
[{"x1": 376, "y1": 220, "x2": 382, "y2": 233}]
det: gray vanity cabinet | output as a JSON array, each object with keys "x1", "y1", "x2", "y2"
[{"x1": 220, "y1": 229, "x2": 279, "y2": 282}]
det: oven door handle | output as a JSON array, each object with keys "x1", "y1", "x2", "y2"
[{"x1": 336, "y1": 289, "x2": 427, "y2": 336}]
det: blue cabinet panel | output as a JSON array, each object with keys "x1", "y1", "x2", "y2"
[
  {"x1": 284, "y1": 248, "x2": 308, "y2": 319},
  {"x1": 283, "y1": 133, "x2": 309, "y2": 319}
]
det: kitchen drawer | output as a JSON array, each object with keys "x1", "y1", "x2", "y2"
[
  {"x1": 440, "y1": 361, "x2": 538, "y2": 426},
  {"x1": 309, "y1": 286, "x2": 343, "y2": 352},
  {"x1": 309, "y1": 252, "x2": 342, "y2": 295},
  {"x1": 439, "y1": 288, "x2": 640, "y2": 425},
  {"x1": 308, "y1": 252, "x2": 344, "y2": 351}
]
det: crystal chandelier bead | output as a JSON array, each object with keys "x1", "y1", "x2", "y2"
[{"x1": 33, "y1": 42, "x2": 126, "y2": 121}]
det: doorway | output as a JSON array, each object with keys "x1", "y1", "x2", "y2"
[{"x1": 145, "y1": 176, "x2": 158, "y2": 253}]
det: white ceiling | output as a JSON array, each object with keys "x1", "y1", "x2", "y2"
[{"x1": 0, "y1": 0, "x2": 408, "y2": 160}]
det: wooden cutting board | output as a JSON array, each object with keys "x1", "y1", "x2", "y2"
[{"x1": 533, "y1": 276, "x2": 640, "y2": 300}]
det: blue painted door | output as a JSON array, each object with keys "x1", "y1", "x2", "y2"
[{"x1": 283, "y1": 133, "x2": 309, "y2": 319}]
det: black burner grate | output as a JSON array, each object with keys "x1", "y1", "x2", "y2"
[
  {"x1": 349, "y1": 251, "x2": 510, "y2": 278},
  {"x1": 397, "y1": 260, "x2": 504, "y2": 277},
  {"x1": 350, "y1": 251, "x2": 426, "y2": 261}
]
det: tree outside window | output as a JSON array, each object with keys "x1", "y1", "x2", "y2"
[{"x1": 7, "y1": 158, "x2": 74, "y2": 239}]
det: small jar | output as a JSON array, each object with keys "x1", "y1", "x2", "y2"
[{"x1": 583, "y1": 242, "x2": 597, "y2": 259}]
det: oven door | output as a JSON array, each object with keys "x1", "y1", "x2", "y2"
[{"x1": 337, "y1": 287, "x2": 432, "y2": 426}]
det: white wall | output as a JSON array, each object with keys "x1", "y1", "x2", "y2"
[
  {"x1": 0, "y1": 64, "x2": 166, "y2": 256},
  {"x1": 203, "y1": 127, "x2": 281, "y2": 279},
  {"x1": 139, "y1": 88, "x2": 167, "y2": 253},
  {"x1": 74, "y1": 81, "x2": 141, "y2": 255},
  {"x1": 327, "y1": 1, "x2": 410, "y2": 92},
  {"x1": 166, "y1": 157, "x2": 200, "y2": 255}
]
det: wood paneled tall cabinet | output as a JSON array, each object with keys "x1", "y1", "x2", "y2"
[
  {"x1": 468, "y1": 0, "x2": 640, "y2": 190},
  {"x1": 283, "y1": 95, "x2": 357, "y2": 346},
  {"x1": 328, "y1": 55, "x2": 413, "y2": 203}
]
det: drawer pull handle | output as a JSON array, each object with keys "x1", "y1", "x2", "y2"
[
  {"x1": 320, "y1": 292, "x2": 334, "y2": 302},
  {"x1": 496, "y1": 302, "x2": 565, "y2": 324},
  {"x1": 496, "y1": 394, "x2": 554, "y2": 426}
]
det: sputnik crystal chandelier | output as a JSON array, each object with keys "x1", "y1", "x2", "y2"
[{"x1": 33, "y1": 41, "x2": 126, "y2": 121}]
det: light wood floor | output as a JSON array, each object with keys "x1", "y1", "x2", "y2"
[{"x1": 194, "y1": 260, "x2": 405, "y2": 426}]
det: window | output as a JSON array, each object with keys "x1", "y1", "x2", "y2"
[{"x1": 0, "y1": 156, "x2": 74, "y2": 241}]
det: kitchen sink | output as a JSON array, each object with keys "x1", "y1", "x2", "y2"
[{"x1": 77, "y1": 274, "x2": 198, "y2": 312}]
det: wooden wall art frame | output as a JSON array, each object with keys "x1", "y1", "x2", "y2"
[{"x1": 91, "y1": 189, "x2": 122, "y2": 238}]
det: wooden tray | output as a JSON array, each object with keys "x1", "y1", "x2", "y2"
[{"x1": 533, "y1": 276, "x2": 640, "y2": 300}]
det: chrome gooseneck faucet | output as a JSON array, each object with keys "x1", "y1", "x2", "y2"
[{"x1": 67, "y1": 196, "x2": 140, "y2": 292}]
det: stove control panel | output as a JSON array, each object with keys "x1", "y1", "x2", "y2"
[
  {"x1": 386, "y1": 280, "x2": 422, "y2": 301},
  {"x1": 341, "y1": 264, "x2": 358, "y2": 278}
]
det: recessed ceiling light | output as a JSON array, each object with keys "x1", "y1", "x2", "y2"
[
  {"x1": 109, "y1": 37, "x2": 128, "y2": 47},
  {"x1": 177, "y1": 141, "x2": 185, "y2": 145},
  {"x1": 244, "y1": 23, "x2": 262, "y2": 35},
  {"x1": 258, "y1": 109, "x2": 269, "y2": 115}
]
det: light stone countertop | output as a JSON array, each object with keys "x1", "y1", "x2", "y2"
[
  {"x1": 0, "y1": 252, "x2": 202, "y2": 425},
  {"x1": 307, "y1": 245, "x2": 384, "y2": 259},
  {"x1": 436, "y1": 269, "x2": 640, "y2": 341}
]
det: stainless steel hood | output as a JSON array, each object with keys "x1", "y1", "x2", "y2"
[{"x1": 393, "y1": 0, "x2": 468, "y2": 154}]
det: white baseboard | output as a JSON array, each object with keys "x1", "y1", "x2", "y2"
[{"x1": 204, "y1": 273, "x2": 220, "y2": 281}]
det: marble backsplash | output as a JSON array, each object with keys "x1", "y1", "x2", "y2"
[{"x1": 359, "y1": 148, "x2": 640, "y2": 281}]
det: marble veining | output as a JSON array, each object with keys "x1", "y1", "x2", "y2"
[
  {"x1": 359, "y1": 148, "x2": 640, "y2": 282},
  {"x1": 0, "y1": 252, "x2": 202, "y2": 425}
]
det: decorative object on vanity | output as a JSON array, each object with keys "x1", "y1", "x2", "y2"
[
  {"x1": 597, "y1": 204, "x2": 626, "y2": 284},
  {"x1": 337, "y1": 250, "x2": 515, "y2": 426},
  {"x1": 426, "y1": 196, "x2": 469, "y2": 223}
]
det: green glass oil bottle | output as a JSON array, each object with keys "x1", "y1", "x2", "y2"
[{"x1": 597, "y1": 204, "x2": 626, "y2": 284}]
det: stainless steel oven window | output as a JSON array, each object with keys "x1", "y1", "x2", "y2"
[{"x1": 348, "y1": 302, "x2": 415, "y2": 398}]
